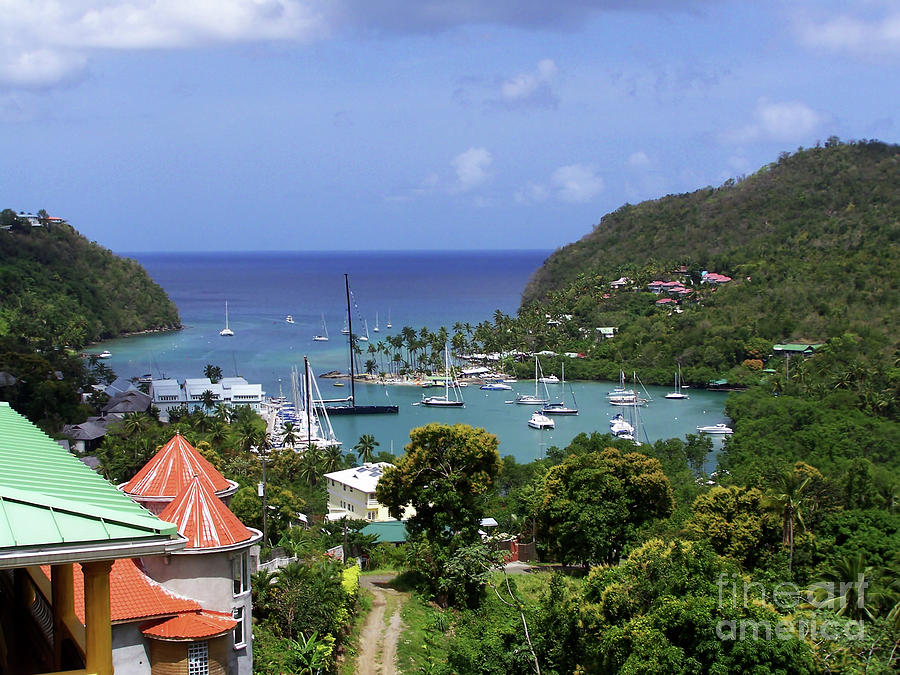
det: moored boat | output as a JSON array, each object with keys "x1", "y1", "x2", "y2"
[
  {"x1": 528, "y1": 411, "x2": 555, "y2": 429},
  {"x1": 697, "y1": 423, "x2": 733, "y2": 434}
]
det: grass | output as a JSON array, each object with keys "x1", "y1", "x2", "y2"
[
  {"x1": 338, "y1": 586, "x2": 373, "y2": 675},
  {"x1": 394, "y1": 589, "x2": 449, "y2": 675}
]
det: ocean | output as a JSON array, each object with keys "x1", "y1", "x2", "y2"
[{"x1": 94, "y1": 250, "x2": 727, "y2": 465}]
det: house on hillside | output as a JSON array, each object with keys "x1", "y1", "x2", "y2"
[
  {"x1": 150, "y1": 376, "x2": 265, "y2": 416},
  {"x1": 324, "y1": 463, "x2": 415, "y2": 522},
  {"x1": 610, "y1": 276, "x2": 629, "y2": 289},
  {"x1": 773, "y1": 343, "x2": 824, "y2": 357}
]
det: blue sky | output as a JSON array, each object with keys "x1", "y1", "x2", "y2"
[{"x1": 1, "y1": 1, "x2": 898, "y2": 252}]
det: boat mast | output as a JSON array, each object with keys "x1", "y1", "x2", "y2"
[
  {"x1": 345, "y1": 274, "x2": 356, "y2": 407},
  {"x1": 305, "y1": 356, "x2": 312, "y2": 453}
]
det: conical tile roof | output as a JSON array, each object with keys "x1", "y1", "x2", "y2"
[
  {"x1": 158, "y1": 476, "x2": 257, "y2": 550},
  {"x1": 121, "y1": 433, "x2": 231, "y2": 499}
]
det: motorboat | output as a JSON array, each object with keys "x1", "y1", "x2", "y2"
[
  {"x1": 528, "y1": 411, "x2": 555, "y2": 429},
  {"x1": 609, "y1": 413, "x2": 634, "y2": 437},
  {"x1": 219, "y1": 301, "x2": 234, "y2": 336},
  {"x1": 538, "y1": 374, "x2": 560, "y2": 384},
  {"x1": 285, "y1": 315, "x2": 295, "y2": 324},
  {"x1": 481, "y1": 381, "x2": 512, "y2": 391},
  {"x1": 697, "y1": 423, "x2": 733, "y2": 435},
  {"x1": 98, "y1": 350, "x2": 112, "y2": 359}
]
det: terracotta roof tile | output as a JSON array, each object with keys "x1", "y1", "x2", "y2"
[
  {"x1": 158, "y1": 476, "x2": 256, "y2": 550},
  {"x1": 142, "y1": 610, "x2": 236, "y2": 640},
  {"x1": 42, "y1": 558, "x2": 200, "y2": 623},
  {"x1": 122, "y1": 434, "x2": 231, "y2": 498}
]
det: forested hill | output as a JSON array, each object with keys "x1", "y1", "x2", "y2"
[
  {"x1": 522, "y1": 140, "x2": 900, "y2": 348},
  {"x1": 0, "y1": 214, "x2": 180, "y2": 349}
]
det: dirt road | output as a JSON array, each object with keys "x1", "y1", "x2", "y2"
[{"x1": 355, "y1": 574, "x2": 406, "y2": 675}]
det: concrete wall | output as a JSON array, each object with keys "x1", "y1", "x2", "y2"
[{"x1": 112, "y1": 624, "x2": 151, "y2": 675}]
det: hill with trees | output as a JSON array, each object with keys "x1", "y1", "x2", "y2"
[
  {"x1": 0, "y1": 210, "x2": 180, "y2": 349},
  {"x1": 514, "y1": 139, "x2": 899, "y2": 386}
]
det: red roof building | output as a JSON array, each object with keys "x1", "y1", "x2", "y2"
[
  {"x1": 158, "y1": 476, "x2": 256, "y2": 550},
  {"x1": 121, "y1": 433, "x2": 237, "y2": 513}
]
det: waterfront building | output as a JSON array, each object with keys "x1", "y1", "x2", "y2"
[{"x1": 150, "y1": 376, "x2": 265, "y2": 415}]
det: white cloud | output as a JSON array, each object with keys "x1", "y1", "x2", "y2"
[
  {"x1": 451, "y1": 147, "x2": 493, "y2": 192},
  {"x1": 723, "y1": 98, "x2": 824, "y2": 144},
  {"x1": 551, "y1": 164, "x2": 604, "y2": 203},
  {"x1": 499, "y1": 59, "x2": 559, "y2": 107},
  {"x1": 515, "y1": 181, "x2": 550, "y2": 204},
  {"x1": 0, "y1": 0, "x2": 327, "y2": 87},
  {"x1": 627, "y1": 151, "x2": 652, "y2": 170},
  {"x1": 798, "y1": 8, "x2": 900, "y2": 57}
]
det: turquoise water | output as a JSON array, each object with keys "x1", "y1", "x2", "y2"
[{"x1": 92, "y1": 250, "x2": 728, "y2": 464}]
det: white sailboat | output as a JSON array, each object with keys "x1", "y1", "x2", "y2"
[
  {"x1": 219, "y1": 301, "x2": 234, "y2": 336},
  {"x1": 313, "y1": 314, "x2": 329, "y2": 342},
  {"x1": 422, "y1": 346, "x2": 465, "y2": 407},
  {"x1": 542, "y1": 362, "x2": 578, "y2": 415},
  {"x1": 341, "y1": 318, "x2": 350, "y2": 335},
  {"x1": 386, "y1": 309, "x2": 392, "y2": 329},
  {"x1": 359, "y1": 319, "x2": 370, "y2": 342},
  {"x1": 515, "y1": 356, "x2": 550, "y2": 405},
  {"x1": 664, "y1": 364, "x2": 689, "y2": 399},
  {"x1": 373, "y1": 312, "x2": 380, "y2": 333}
]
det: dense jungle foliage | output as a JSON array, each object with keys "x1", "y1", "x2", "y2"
[{"x1": 0, "y1": 210, "x2": 181, "y2": 349}]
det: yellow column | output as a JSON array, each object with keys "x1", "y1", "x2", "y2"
[
  {"x1": 51, "y1": 563, "x2": 76, "y2": 669},
  {"x1": 82, "y1": 560, "x2": 113, "y2": 675}
]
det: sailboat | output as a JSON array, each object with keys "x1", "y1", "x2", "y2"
[
  {"x1": 219, "y1": 301, "x2": 234, "y2": 336},
  {"x1": 386, "y1": 309, "x2": 392, "y2": 329},
  {"x1": 515, "y1": 357, "x2": 551, "y2": 404},
  {"x1": 341, "y1": 318, "x2": 350, "y2": 335},
  {"x1": 318, "y1": 274, "x2": 398, "y2": 415},
  {"x1": 359, "y1": 319, "x2": 369, "y2": 342},
  {"x1": 542, "y1": 362, "x2": 578, "y2": 415},
  {"x1": 285, "y1": 315, "x2": 294, "y2": 324},
  {"x1": 608, "y1": 370, "x2": 647, "y2": 406},
  {"x1": 373, "y1": 312, "x2": 380, "y2": 333},
  {"x1": 421, "y1": 345, "x2": 465, "y2": 407},
  {"x1": 664, "y1": 364, "x2": 689, "y2": 399},
  {"x1": 313, "y1": 314, "x2": 329, "y2": 342}
]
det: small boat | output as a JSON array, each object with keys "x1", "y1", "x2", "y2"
[
  {"x1": 665, "y1": 364, "x2": 689, "y2": 399},
  {"x1": 697, "y1": 423, "x2": 733, "y2": 435},
  {"x1": 528, "y1": 411, "x2": 555, "y2": 429},
  {"x1": 219, "y1": 301, "x2": 234, "y2": 337},
  {"x1": 313, "y1": 314, "x2": 329, "y2": 341},
  {"x1": 373, "y1": 311, "x2": 380, "y2": 333},
  {"x1": 538, "y1": 374, "x2": 560, "y2": 384},
  {"x1": 333, "y1": 382, "x2": 345, "y2": 387},
  {"x1": 386, "y1": 309, "x2": 392, "y2": 329},
  {"x1": 516, "y1": 356, "x2": 551, "y2": 404},
  {"x1": 285, "y1": 315, "x2": 294, "y2": 324},
  {"x1": 542, "y1": 363, "x2": 578, "y2": 415},
  {"x1": 98, "y1": 350, "x2": 112, "y2": 359},
  {"x1": 359, "y1": 319, "x2": 369, "y2": 342},
  {"x1": 609, "y1": 413, "x2": 634, "y2": 437},
  {"x1": 481, "y1": 381, "x2": 512, "y2": 391},
  {"x1": 341, "y1": 318, "x2": 350, "y2": 336},
  {"x1": 421, "y1": 345, "x2": 465, "y2": 407}
]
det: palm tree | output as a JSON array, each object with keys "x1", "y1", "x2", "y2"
[
  {"x1": 299, "y1": 444, "x2": 323, "y2": 487},
  {"x1": 213, "y1": 403, "x2": 231, "y2": 424},
  {"x1": 281, "y1": 422, "x2": 298, "y2": 448},
  {"x1": 120, "y1": 411, "x2": 151, "y2": 437},
  {"x1": 199, "y1": 389, "x2": 217, "y2": 411},
  {"x1": 353, "y1": 434, "x2": 379, "y2": 464},
  {"x1": 321, "y1": 445, "x2": 344, "y2": 474},
  {"x1": 764, "y1": 470, "x2": 810, "y2": 575},
  {"x1": 203, "y1": 364, "x2": 223, "y2": 383}
]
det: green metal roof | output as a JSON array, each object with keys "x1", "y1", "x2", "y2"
[
  {"x1": 361, "y1": 520, "x2": 407, "y2": 544},
  {"x1": 773, "y1": 343, "x2": 824, "y2": 352},
  {"x1": 0, "y1": 402, "x2": 184, "y2": 568}
]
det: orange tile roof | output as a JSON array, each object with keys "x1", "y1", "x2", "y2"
[
  {"x1": 41, "y1": 559, "x2": 200, "y2": 624},
  {"x1": 158, "y1": 476, "x2": 256, "y2": 550},
  {"x1": 142, "y1": 610, "x2": 236, "y2": 640},
  {"x1": 121, "y1": 433, "x2": 231, "y2": 498}
]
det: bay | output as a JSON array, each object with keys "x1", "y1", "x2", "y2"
[{"x1": 93, "y1": 250, "x2": 728, "y2": 464}]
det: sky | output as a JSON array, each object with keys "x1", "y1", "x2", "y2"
[{"x1": 1, "y1": 1, "x2": 898, "y2": 252}]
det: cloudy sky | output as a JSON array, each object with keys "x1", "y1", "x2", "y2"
[{"x1": 1, "y1": 0, "x2": 897, "y2": 252}]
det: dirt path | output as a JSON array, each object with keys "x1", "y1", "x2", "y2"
[{"x1": 356, "y1": 573, "x2": 406, "y2": 675}]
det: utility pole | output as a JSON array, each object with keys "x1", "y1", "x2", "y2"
[{"x1": 256, "y1": 445, "x2": 268, "y2": 546}]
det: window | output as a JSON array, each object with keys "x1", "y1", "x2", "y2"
[
  {"x1": 232, "y1": 551, "x2": 249, "y2": 596},
  {"x1": 367, "y1": 510, "x2": 376, "y2": 520},
  {"x1": 233, "y1": 606, "x2": 245, "y2": 648},
  {"x1": 188, "y1": 641, "x2": 209, "y2": 675}
]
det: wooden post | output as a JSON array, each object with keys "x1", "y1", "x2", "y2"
[
  {"x1": 82, "y1": 560, "x2": 113, "y2": 675},
  {"x1": 51, "y1": 563, "x2": 76, "y2": 669}
]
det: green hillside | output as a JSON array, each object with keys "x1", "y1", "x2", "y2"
[
  {"x1": 0, "y1": 213, "x2": 181, "y2": 349},
  {"x1": 511, "y1": 139, "x2": 899, "y2": 387}
]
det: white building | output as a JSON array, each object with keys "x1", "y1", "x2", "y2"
[
  {"x1": 150, "y1": 376, "x2": 265, "y2": 415},
  {"x1": 324, "y1": 463, "x2": 414, "y2": 522}
]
